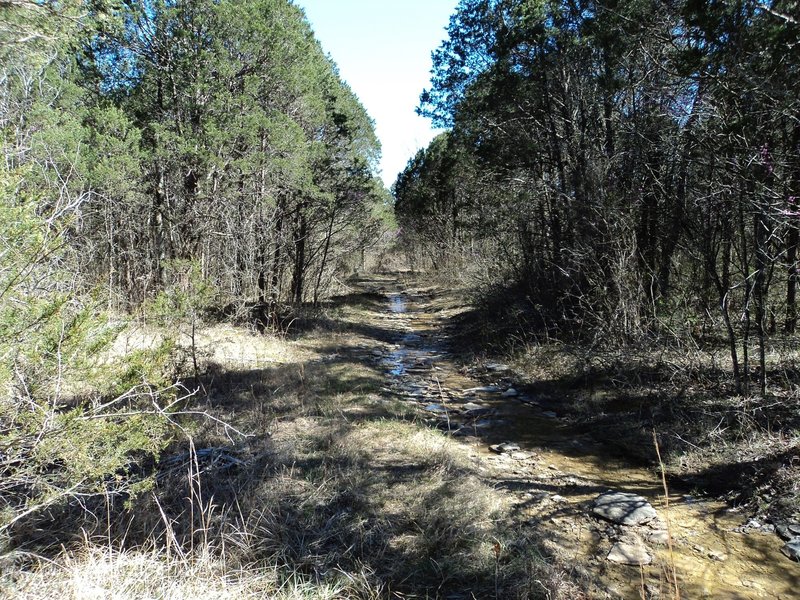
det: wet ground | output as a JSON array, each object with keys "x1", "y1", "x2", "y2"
[{"x1": 365, "y1": 281, "x2": 799, "y2": 599}]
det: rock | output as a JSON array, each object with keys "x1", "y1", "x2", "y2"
[
  {"x1": 462, "y1": 402, "x2": 486, "y2": 412},
  {"x1": 551, "y1": 494, "x2": 568, "y2": 503},
  {"x1": 644, "y1": 583, "x2": 661, "y2": 600},
  {"x1": 740, "y1": 579, "x2": 764, "y2": 591},
  {"x1": 464, "y1": 385, "x2": 501, "y2": 394},
  {"x1": 607, "y1": 542, "x2": 652, "y2": 566},
  {"x1": 746, "y1": 519, "x2": 762, "y2": 529},
  {"x1": 592, "y1": 491, "x2": 658, "y2": 526},
  {"x1": 648, "y1": 530, "x2": 671, "y2": 546},
  {"x1": 777, "y1": 524, "x2": 793, "y2": 540},
  {"x1": 424, "y1": 404, "x2": 447, "y2": 413},
  {"x1": 501, "y1": 388, "x2": 518, "y2": 397},
  {"x1": 777, "y1": 523, "x2": 800, "y2": 541},
  {"x1": 523, "y1": 492, "x2": 549, "y2": 505},
  {"x1": 490, "y1": 442, "x2": 521, "y2": 454},
  {"x1": 781, "y1": 538, "x2": 800, "y2": 562},
  {"x1": 707, "y1": 549, "x2": 728, "y2": 562},
  {"x1": 486, "y1": 362, "x2": 511, "y2": 372},
  {"x1": 510, "y1": 451, "x2": 533, "y2": 461},
  {"x1": 542, "y1": 411, "x2": 558, "y2": 419}
]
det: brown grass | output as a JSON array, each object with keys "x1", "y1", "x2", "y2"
[{"x1": 2, "y1": 292, "x2": 581, "y2": 600}]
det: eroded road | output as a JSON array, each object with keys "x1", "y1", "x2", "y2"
[{"x1": 364, "y1": 279, "x2": 798, "y2": 599}]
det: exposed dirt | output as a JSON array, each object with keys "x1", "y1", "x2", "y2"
[{"x1": 354, "y1": 274, "x2": 799, "y2": 599}]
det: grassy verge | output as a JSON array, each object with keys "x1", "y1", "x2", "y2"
[{"x1": 2, "y1": 284, "x2": 580, "y2": 599}]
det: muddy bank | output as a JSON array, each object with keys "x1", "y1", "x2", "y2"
[{"x1": 360, "y1": 277, "x2": 799, "y2": 599}]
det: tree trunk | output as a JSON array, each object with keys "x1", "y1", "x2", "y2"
[{"x1": 291, "y1": 207, "x2": 308, "y2": 304}]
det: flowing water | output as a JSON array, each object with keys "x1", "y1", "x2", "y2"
[{"x1": 377, "y1": 288, "x2": 799, "y2": 599}]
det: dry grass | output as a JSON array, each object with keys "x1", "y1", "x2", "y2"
[
  {"x1": 495, "y1": 336, "x2": 800, "y2": 521},
  {"x1": 6, "y1": 545, "x2": 374, "y2": 599},
  {"x1": 2, "y1": 291, "x2": 579, "y2": 599}
]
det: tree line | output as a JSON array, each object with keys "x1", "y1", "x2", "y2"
[
  {"x1": 394, "y1": 0, "x2": 800, "y2": 395},
  {"x1": 4, "y1": 0, "x2": 387, "y2": 314},
  {"x1": 0, "y1": 0, "x2": 385, "y2": 538}
]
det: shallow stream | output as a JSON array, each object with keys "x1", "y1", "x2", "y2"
[{"x1": 378, "y1": 289, "x2": 798, "y2": 599}]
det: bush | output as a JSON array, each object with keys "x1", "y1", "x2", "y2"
[{"x1": 0, "y1": 165, "x2": 176, "y2": 546}]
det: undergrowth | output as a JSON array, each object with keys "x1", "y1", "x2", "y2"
[{"x1": 2, "y1": 279, "x2": 579, "y2": 599}]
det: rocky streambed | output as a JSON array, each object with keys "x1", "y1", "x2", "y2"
[{"x1": 365, "y1": 283, "x2": 799, "y2": 599}]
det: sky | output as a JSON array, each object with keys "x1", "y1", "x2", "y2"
[{"x1": 294, "y1": 0, "x2": 459, "y2": 188}]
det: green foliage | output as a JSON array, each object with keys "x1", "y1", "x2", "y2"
[
  {"x1": 0, "y1": 0, "x2": 390, "y2": 545},
  {"x1": 0, "y1": 165, "x2": 173, "y2": 537},
  {"x1": 148, "y1": 260, "x2": 217, "y2": 328}
]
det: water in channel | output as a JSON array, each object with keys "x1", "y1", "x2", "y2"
[{"x1": 377, "y1": 287, "x2": 798, "y2": 599}]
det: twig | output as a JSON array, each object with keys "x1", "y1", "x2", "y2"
[{"x1": 653, "y1": 430, "x2": 680, "y2": 600}]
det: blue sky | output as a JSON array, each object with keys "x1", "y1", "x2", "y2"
[{"x1": 294, "y1": 0, "x2": 459, "y2": 187}]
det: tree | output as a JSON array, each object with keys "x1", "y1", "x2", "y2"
[{"x1": 400, "y1": 0, "x2": 800, "y2": 393}]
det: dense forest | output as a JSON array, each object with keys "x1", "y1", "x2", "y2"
[
  {"x1": 395, "y1": 0, "x2": 800, "y2": 396},
  {"x1": 4, "y1": 0, "x2": 387, "y2": 311}
]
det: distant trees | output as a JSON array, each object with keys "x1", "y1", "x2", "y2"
[{"x1": 396, "y1": 0, "x2": 800, "y2": 393}]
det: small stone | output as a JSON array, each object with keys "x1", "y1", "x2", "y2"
[
  {"x1": 781, "y1": 538, "x2": 800, "y2": 562},
  {"x1": 510, "y1": 451, "x2": 533, "y2": 461},
  {"x1": 648, "y1": 530, "x2": 671, "y2": 546},
  {"x1": 746, "y1": 519, "x2": 762, "y2": 529},
  {"x1": 464, "y1": 385, "x2": 501, "y2": 394},
  {"x1": 707, "y1": 549, "x2": 728, "y2": 562},
  {"x1": 501, "y1": 388, "x2": 518, "y2": 397},
  {"x1": 644, "y1": 583, "x2": 661, "y2": 600},
  {"x1": 551, "y1": 494, "x2": 567, "y2": 503},
  {"x1": 542, "y1": 411, "x2": 558, "y2": 419},
  {"x1": 607, "y1": 542, "x2": 652, "y2": 566},
  {"x1": 424, "y1": 404, "x2": 447, "y2": 413},
  {"x1": 462, "y1": 402, "x2": 486, "y2": 412},
  {"x1": 486, "y1": 362, "x2": 511, "y2": 372},
  {"x1": 520, "y1": 398, "x2": 541, "y2": 407},
  {"x1": 489, "y1": 442, "x2": 521, "y2": 454},
  {"x1": 592, "y1": 491, "x2": 658, "y2": 526},
  {"x1": 740, "y1": 580, "x2": 763, "y2": 590}
]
